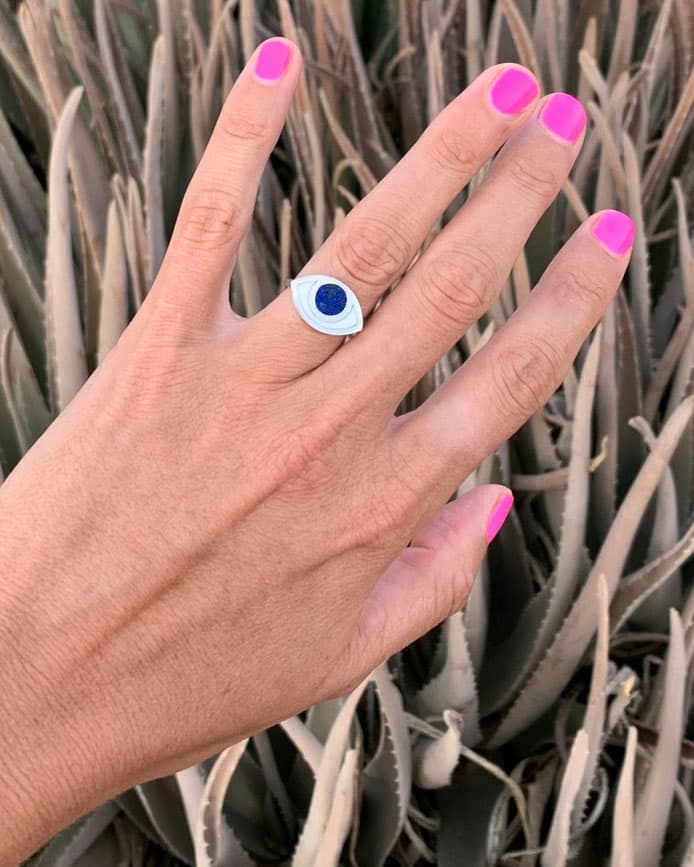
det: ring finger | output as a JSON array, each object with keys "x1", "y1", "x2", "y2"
[
  {"x1": 331, "y1": 91, "x2": 588, "y2": 407},
  {"x1": 391, "y1": 210, "x2": 634, "y2": 509},
  {"x1": 245, "y1": 64, "x2": 541, "y2": 375}
]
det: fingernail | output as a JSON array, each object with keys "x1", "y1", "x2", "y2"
[
  {"x1": 255, "y1": 39, "x2": 292, "y2": 82},
  {"x1": 540, "y1": 93, "x2": 586, "y2": 143},
  {"x1": 490, "y1": 68, "x2": 539, "y2": 115},
  {"x1": 592, "y1": 210, "x2": 635, "y2": 255},
  {"x1": 486, "y1": 493, "x2": 514, "y2": 544}
]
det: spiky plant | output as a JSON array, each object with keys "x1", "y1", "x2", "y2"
[{"x1": 1, "y1": 1, "x2": 693, "y2": 865}]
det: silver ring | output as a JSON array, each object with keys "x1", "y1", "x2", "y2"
[{"x1": 290, "y1": 275, "x2": 363, "y2": 336}]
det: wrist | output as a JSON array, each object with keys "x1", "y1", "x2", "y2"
[{"x1": 0, "y1": 442, "x2": 141, "y2": 863}]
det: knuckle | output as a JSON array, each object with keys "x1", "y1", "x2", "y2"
[
  {"x1": 177, "y1": 189, "x2": 246, "y2": 251},
  {"x1": 218, "y1": 109, "x2": 269, "y2": 144},
  {"x1": 418, "y1": 246, "x2": 497, "y2": 333},
  {"x1": 333, "y1": 216, "x2": 409, "y2": 288},
  {"x1": 267, "y1": 423, "x2": 331, "y2": 488},
  {"x1": 429, "y1": 127, "x2": 479, "y2": 178},
  {"x1": 363, "y1": 498, "x2": 414, "y2": 551},
  {"x1": 506, "y1": 154, "x2": 560, "y2": 203},
  {"x1": 354, "y1": 478, "x2": 419, "y2": 553},
  {"x1": 438, "y1": 570, "x2": 465, "y2": 623},
  {"x1": 493, "y1": 337, "x2": 564, "y2": 418},
  {"x1": 263, "y1": 398, "x2": 349, "y2": 488},
  {"x1": 554, "y1": 268, "x2": 607, "y2": 310},
  {"x1": 353, "y1": 451, "x2": 423, "y2": 552}
]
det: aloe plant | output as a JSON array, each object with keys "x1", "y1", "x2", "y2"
[{"x1": 1, "y1": 1, "x2": 693, "y2": 865}]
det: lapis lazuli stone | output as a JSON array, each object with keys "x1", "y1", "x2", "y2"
[{"x1": 315, "y1": 283, "x2": 347, "y2": 315}]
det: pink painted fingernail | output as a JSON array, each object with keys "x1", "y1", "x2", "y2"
[
  {"x1": 540, "y1": 93, "x2": 586, "y2": 142},
  {"x1": 593, "y1": 210, "x2": 635, "y2": 255},
  {"x1": 486, "y1": 493, "x2": 514, "y2": 544},
  {"x1": 489, "y1": 68, "x2": 539, "y2": 115},
  {"x1": 255, "y1": 39, "x2": 292, "y2": 82}
]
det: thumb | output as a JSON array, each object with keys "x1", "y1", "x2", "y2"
[{"x1": 355, "y1": 485, "x2": 514, "y2": 670}]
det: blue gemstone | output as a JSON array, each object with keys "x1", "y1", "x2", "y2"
[{"x1": 315, "y1": 283, "x2": 347, "y2": 315}]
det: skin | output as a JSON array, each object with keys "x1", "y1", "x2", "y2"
[{"x1": 0, "y1": 39, "x2": 632, "y2": 864}]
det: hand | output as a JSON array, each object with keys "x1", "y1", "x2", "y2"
[{"x1": 0, "y1": 39, "x2": 633, "y2": 862}]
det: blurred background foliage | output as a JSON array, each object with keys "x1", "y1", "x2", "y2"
[{"x1": 0, "y1": 0, "x2": 693, "y2": 865}]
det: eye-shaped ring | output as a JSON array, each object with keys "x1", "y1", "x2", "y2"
[{"x1": 290, "y1": 275, "x2": 364, "y2": 336}]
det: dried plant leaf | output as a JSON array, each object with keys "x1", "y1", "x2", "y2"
[
  {"x1": 608, "y1": 0, "x2": 637, "y2": 85},
  {"x1": 155, "y1": 0, "x2": 181, "y2": 224},
  {"x1": 313, "y1": 747, "x2": 359, "y2": 867},
  {"x1": 279, "y1": 716, "x2": 323, "y2": 775},
  {"x1": 45, "y1": 86, "x2": 87, "y2": 411},
  {"x1": 134, "y1": 779, "x2": 194, "y2": 864},
  {"x1": 0, "y1": 323, "x2": 48, "y2": 455},
  {"x1": 586, "y1": 101, "x2": 627, "y2": 204},
  {"x1": 357, "y1": 665, "x2": 413, "y2": 867},
  {"x1": 0, "y1": 182, "x2": 44, "y2": 367},
  {"x1": 634, "y1": 611, "x2": 687, "y2": 867},
  {"x1": 97, "y1": 200, "x2": 129, "y2": 364},
  {"x1": 499, "y1": 0, "x2": 541, "y2": 79},
  {"x1": 144, "y1": 36, "x2": 167, "y2": 287},
  {"x1": 175, "y1": 764, "x2": 205, "y2": 837},
  {"x1": 194, "y1": 740, "x2": 254, "y2": 867},
  {"x1": 56, "y1": 0, "x2": 122, "y2": 177},
  {"x1": 31, "y1": 803, "x2": 119, "y2": 867},
  {"x1": 542, "y1": 730, "x2": 589, "y2": 867},
  {"x1": 490, "y1": 397, "x2": 694, "y2": 746},
  {"x1": 413, "y1": 710, "x2": 462, "y2": 790},
  {"x1": 0, "y1": 2, "x2": 42, "y2": 106},
  {"x1": 293, "y1": 679, "x2": 368, "y2": 866},
  {"x1": 643, "y1": 64, "x2": 694, "y2": 205},
  {"x1": 520, "y1": 758, "x2": 557, "y2": 867},
  {"x1": 612, "y1": 727, "x2": 638, "y2": 867},
  {"x1": 611, "y1": 524, "x2": 694, "y2": 633},
  {"x1": 572, "y1": 575, "x2": 609, "y2": 832},
  {"x1": 19, "y1": 1, "x2": 109, "y2": 268},
  {"x1": 622, "y1": 133, "x2": 652, "y2": 385},
  {"x1": 645, "y1": 181, "x2": 694, "y2": 422},
  {"x1": 94, "y1": 0, "x2": 143, "y2": 176},
  {"x1": 592, "y1": 304, "x2": 619, "y2": 538},
  {"x1": 0, "y1": 106, "x2": 45, "y2": 238},
  {"x1": 414, "y1": 612, "x2": 481, "y2": 745}
]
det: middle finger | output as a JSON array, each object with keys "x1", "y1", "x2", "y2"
[
  {"x1": 246, "y1": 64, "x2": 540, "y2": 375},
  {"x1": 333, "y1": 91, "x2": 587, "y2": 407}
]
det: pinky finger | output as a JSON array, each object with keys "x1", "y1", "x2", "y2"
[
  {"x1": 391, "y1": 209, "x2": 634, "y2": 495},
  {"x1": 353, "y1": 485, "x2": 514, "y2": 669}
]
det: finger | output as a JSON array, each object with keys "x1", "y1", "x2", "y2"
[
  {"x1": 150, "y1": 38, "x2": 302, "y2": 325},
  {"x1": 353, "y1": 485, "x2": 513, "y2": 669},
  {"x1": 244, "y1": 64, "x2": 540, "y2": 376},
  {"x1": 391, "y1": 210, "x2": 634, "y2": 495},
  {"x1": 336, "y1": 92, "x2": 588, "y2": 405}
]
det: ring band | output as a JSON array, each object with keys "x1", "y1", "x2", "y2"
[{"x1": 290, "y1": 275, "x2": 363, "y2": 336}]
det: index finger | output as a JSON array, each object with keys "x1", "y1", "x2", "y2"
[{"x1": 150, "y1": 38, "x2": 302, "y2": 326}]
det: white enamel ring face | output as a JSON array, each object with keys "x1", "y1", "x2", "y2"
[{"x1": 290, "y1": 275, "x2": 364, "y2": 336}]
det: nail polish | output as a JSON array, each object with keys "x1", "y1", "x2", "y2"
[
  {"x1": 592, "y1": 210, "x2": 635, "y2": 255},
  {"x1": 490, "y1": 68, "x2": 539, "y2": 115},
  {"x1": 540, "y1": 93, "x2": 586, "y2": 143},
  {"x1": 486, "y1": 493, "x2": 514, "y2": 544},
  {"x1": 255, "y1": 39, "x2": 292, "y2": 82}
]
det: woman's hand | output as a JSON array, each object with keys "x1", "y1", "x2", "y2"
[{"x1": 0, "y1": 38, "x2": 633, "y2": 862}]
